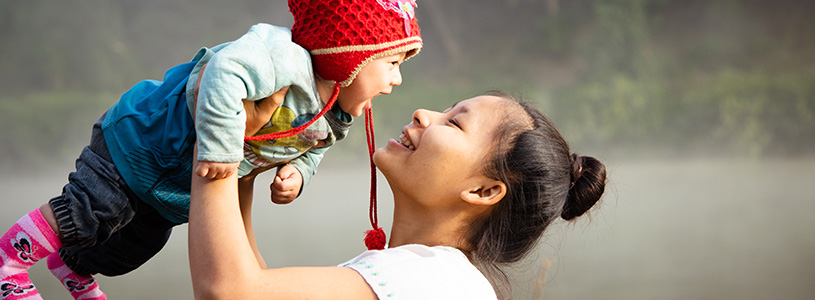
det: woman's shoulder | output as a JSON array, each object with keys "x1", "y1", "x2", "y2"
[{"x1": 340, "y1": 244, "x2": 497, "y2": 299}]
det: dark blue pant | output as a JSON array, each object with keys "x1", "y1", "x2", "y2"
[{"x1": 49, "y1": 116, "x2": 179, "y2": 276}]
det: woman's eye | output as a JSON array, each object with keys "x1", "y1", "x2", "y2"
[{"x1": 448, "y1": 119, "x2": 461, "y2": 129}]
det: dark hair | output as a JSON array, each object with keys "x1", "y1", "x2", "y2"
[{"x1": 467, "y1": 91, "x2": 607, "y2": 297}]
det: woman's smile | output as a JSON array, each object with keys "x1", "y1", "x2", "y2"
[
  {"x1": 396, "y1": 132, "x2": 416, "y2": 150},
  {"x1": 374, "y1": 96, "x2": 510, "y2": 201}
]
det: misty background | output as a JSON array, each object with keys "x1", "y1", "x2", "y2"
[{"x1": 1, "y1": 0, "x2": 813, "y2": 299}]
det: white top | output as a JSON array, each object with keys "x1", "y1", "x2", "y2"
[{"x1": 340, "y1": 244, "x2": 497, "y2": 299}]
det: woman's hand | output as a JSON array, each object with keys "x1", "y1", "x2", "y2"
[
  {"x1": 244, "y1": 86, "x2": 290, "y2": 137},
  {"x1": 194, "y1": 62, "x2": 290, "y2": 138}
]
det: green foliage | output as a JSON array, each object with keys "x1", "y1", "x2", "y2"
[
  {"x1": 542, "y1": 0, "x2": 815, "y2": 158},
  {"x1": 1, "y1": 0, "x2": 813, "y2": 171},
  {"x1": 554, "y1": 72, "x2": 666, "y2": 146},
  {"x1": 685, "y1": 70, "x2": 815, "y2": 156}
]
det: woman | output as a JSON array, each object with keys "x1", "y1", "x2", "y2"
[{"x1": 188, "y1": 90, "x2": 607, "y2": 299}]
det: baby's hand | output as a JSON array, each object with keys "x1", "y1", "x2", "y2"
[
  {"x1": 195, "y1": 161, "x2": 240, "y2": 179},
  {"x1": 270, "y1": 164, "x2": 302, "y2": 204}
]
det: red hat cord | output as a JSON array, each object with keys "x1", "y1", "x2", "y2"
[
  {"x1": 244, "y1": 84, "x2": 386, "y2": 250},
  {"x1": 245, "y1": 83, "x2": 340, "y2": 142},
  {"x1": 364, "y1": 107, "x2": 386, "y2": 250},
  {"x1": 256, "y1": 0, "x2": 420, "y2": 251}
]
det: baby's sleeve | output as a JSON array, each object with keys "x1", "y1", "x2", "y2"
[{"x1": 194, "y1": 29, "x2": 278, "y2": 163}]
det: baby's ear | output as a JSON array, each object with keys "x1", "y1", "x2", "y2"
[{"x1": 460, "y1": 179, "x2": 506, "y2": 206}]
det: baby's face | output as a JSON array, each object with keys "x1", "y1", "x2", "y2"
[{"x1": 335, "y1": 52, "x2": 407, "y2": 117}]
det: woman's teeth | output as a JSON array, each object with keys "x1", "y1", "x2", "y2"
[{"x1": 399, "y1": 134, "x2": 415, "y2": 150}]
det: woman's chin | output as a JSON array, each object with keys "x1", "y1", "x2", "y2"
[
  {"x1": 372, "y1": 146, "x2": 392, "y2": 171},
  {"x1": 373, "y1": 142, "x2": 405, "y2": 177}
]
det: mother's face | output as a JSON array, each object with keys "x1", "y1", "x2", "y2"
[{"x1": 374, "y1": 95, "x2": 508, "y2": 203}]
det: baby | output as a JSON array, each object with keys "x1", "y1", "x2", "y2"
[{"x1": 0, "y1": 1, "x2": 421, "y2": 299}]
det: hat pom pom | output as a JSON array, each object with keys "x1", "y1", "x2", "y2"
[{"x1": 364, "y1": 227, "x2": 387, "y2": 250}]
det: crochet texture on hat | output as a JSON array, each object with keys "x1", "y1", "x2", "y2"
[{"x1": 289, "y1": 0, "x2": 422, "y2": 87}]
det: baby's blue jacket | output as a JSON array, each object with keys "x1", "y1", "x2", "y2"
[{"x1": 102, "y1": 24, "x2": 351, "y2": 223}]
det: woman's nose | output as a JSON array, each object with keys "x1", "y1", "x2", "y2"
[{"x1": 412, "y1": 109, "x2": 438, "y2": 128}]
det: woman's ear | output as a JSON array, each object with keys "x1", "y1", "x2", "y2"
[{"x1": 460, "y1": 179, "x2": 506, "y2": 206}]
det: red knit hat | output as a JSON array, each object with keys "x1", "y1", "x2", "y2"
[
  {"x1": 288, "y1": 0, "x2": 422, "y2": 87},
  {"x1": 269, "y1": 0, "x2": 422, "y2": 252}
]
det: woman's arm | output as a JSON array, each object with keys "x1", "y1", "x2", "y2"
[
  {"x1": 237, "y1": 171, "x2": 267, "y2": 268},
  {"x1": 189, "y1": 148, "x2": 377, "y2": 300},
  {"x1": 236, "y1": 85, "x2": 289, "y2": 266}
]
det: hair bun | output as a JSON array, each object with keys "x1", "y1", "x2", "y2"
[
  {"x1": 561, "y1": 154, "x2": 607, "y2": 220},
  {"x1": 569, "y1": 153, "x2": 585, "y2": 188}
]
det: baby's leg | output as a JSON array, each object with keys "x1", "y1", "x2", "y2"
[
  {"x1": 0, "y1": 208, "x2": 61, "y2": 300},
  {"x1": 20, "y1": 204, "x2": 107, "y2": 300},
  {"x1": 21, "y1": 114, "x2": 126, "y2": 299},
  {"x1": 46, "y1": 253, "x2": 105, "y2": 300}
]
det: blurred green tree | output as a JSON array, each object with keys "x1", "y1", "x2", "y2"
[{"x1": 1, "y1": 0, "x2": 813, "y2": 172}]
